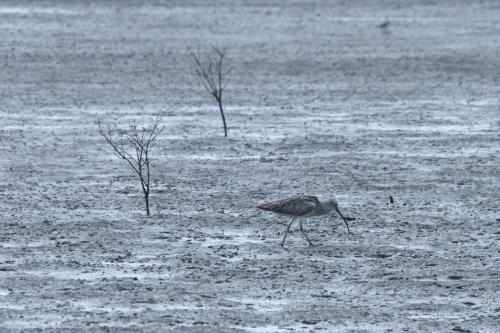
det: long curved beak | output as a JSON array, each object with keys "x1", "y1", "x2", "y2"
[{"x1": 335, "y1": 207, "x2": 350, "y2": 233}]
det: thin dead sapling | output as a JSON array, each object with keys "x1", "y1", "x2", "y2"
[
  {"x1": 190, "y1": 46, "x2": 232, "y2": 137},
  {"x1": 97, "y1": 116, "x2": 163, "y2": 216}
]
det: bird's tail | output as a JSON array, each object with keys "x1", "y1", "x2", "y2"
[{"x1": 256, "y1": 203, "x2": 272, "y2": 211}]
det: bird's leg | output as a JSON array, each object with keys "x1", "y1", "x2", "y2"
[
  {"x1": 281, "y1": 217, "x2": 295, "y2": 247},
  {"x1": 299, "y1": 220, "x2": 314, "y2": 247}
]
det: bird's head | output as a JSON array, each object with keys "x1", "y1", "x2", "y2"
[{"x1": 325, "y1": 197, "x2": 339, "y2": 209}]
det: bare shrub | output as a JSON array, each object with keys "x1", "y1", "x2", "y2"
[
  {"x1": 190, "y1": 46, "x2": 232, "y2": 137},
  {"x1": 98, "y1": 116, "x2": 163, "y2": 216}
]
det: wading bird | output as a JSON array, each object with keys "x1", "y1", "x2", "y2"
[{"x1": 257, "y1": 195, "x2": 350, "y2": 247}]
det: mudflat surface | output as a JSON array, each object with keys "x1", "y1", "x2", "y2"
[{"x1": 1, "y1": 1, "x2": 499, "y2": 332}]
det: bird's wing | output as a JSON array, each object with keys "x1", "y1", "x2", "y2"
[
  {"x1": 301, "y1": 195, "x2": 321, "y2": 205},
  {"x1": 257, "y1": 196, "x2": 318, "y2": 216}
]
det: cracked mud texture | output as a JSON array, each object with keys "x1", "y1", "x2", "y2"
[{"x1": 0, "y1": 0, "x2": 499, "y2": 332}]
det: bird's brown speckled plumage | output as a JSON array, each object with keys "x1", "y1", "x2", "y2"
[{"x1": 256, "y1": 195, "x2": 320, "y2": 216}]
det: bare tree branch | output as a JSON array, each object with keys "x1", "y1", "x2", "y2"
[
  {"x1": 190, "y1": 46, "x2": 231, "y2": 137},
  {"x1": 97, "y1": 116, "x2": 163, "y2": 216}
]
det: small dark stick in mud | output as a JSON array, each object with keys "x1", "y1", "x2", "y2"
[
  {"x1": 379, "y1": 19, "x2": 390, "y2": 29},
  {"x1": 256, "y1": 195, "x2": 350, "y2": 247},
  {"x1": 389, "y1": 195, "x2": 394, "y2": 204}
]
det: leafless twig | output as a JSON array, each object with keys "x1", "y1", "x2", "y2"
[
  {"x1": 98, "y1": 116, "x2": 164, "y2": 216},
  {"x1": 190, "y1": 46, "x2": 232, "y2": 137}
]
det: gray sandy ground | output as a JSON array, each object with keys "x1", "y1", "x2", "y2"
[{"x1": 0, "y1": 0, "x2": 499, "y2": 332}]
